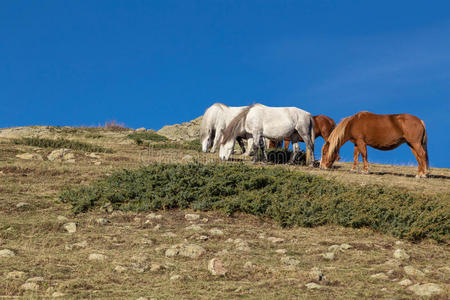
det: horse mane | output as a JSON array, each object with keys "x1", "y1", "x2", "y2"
[
  {"x1": 199, "y1": 103, "x2": 229, "y2": 140},
  {"x1": 221, "y1": 105, "x2": 254, "y2": 144},
  {"x1": 327, "y1": 115, "x2": 354, "y2": 159}
]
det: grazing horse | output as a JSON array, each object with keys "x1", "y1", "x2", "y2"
[
  {"x1": 200, "y1": 103, "x2": 250, "y2": 154},
  {"x1": 268, "y1": 115, "x2": 336, "y2": 149},
  {"x1": 320, "y1": 111, "x2": 429, "y2": 178},
  {"x1": 219, "y1": 104, "x2": 315, "y2": 165}
]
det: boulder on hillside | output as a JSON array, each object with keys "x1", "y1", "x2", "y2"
[{"x1": 157, "y1": 116, "x2": 202, "y2": 141}]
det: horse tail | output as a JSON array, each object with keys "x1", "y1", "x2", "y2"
[
  {"x1": 420, "y1": 120, "x2": 429, "y2": 169},
  {"x1": 305, "y1": 115, "x2": 315, "y2": 165},
  {"x1": 327, "y1": 115, "x2": 352, "y2": 160}
]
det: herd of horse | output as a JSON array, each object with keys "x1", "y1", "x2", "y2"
[{"x1": 199, "y1": 103, "x2": 429, "y2": 178}]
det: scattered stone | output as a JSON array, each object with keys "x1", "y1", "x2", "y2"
[
  {"x1": 47, "y1": 149, "x2": 74, "y2": 162},
  {"x1": 384, "y1": 259, "x2": 402, "y2": 267},
  {"x1": 201, "y1": 218, "x2": 209, "y2": 223},
  {"x1": 57, "y1": 215, "x2": 68, "y2": 222},
  {"x1": 178, "y1": 244, "x2": 206, "y2": 259},
  {"x1": 88, "y1": 253, "x2": 107, "y2": 261},
  {"x1": 16, "y1": 202, "x2": 30, "y2": 208},
  {"x1": 393, "y1": 249, "x2": 410, "y2": 260},
  {"x1": 281, "y1": 256, "x2": 300, "y2": 266},
  {"x1": 196, "y1": 235, "x2": 208, "y2": 241},
  {"x1": 387, "y1": 269, "x2": 395, "y2": 276},
  {"x1": 244, "y1": 261, "x2": 255, "y2": 269},
  {"x1": 131, "y1": 263, "x2": 148, "y2": 273},
  {"x1": 136, "y1": 127, "x2": 146, "y2": 132},
  {"x1": 395, "y1": 241, "x2": 404, "y2": 246},
  {"x1": 370, "y1": 273, "x2": 389, "y2": 280},
  {"x1": 309, "y1": 267, "x2": 324, "y2": 281},
  {"x1": 398, "y1": 278, "x2": 413, "y2": 286},
  {"x1": 322, "y1": 252, "x2": 335, "y2": 261},
  {"x1": 216, "y1": 249, "x2": 229, "y2": 256},
  {"x1": 162, "y1": 232, "x2": 177, "y2": 238},
  {"x1": 63, "y1": 222, "x2": 77, "y2": 234},
  {"x1": 146, "y1": 213, "x2": 163, "y2": 220},
  {"x1": 208, "y1": 258, "x2": 227, "y2": 276},
  {"x1": 150, "y1": 263, "x2": 163, "y2": 272},
  {"x1": 165, "y1": 248, "x2": 179, "y2": 257},
  {"x1": 96, "y1": 218, "x2": 109, "y2": 225},
  {"x1": 134, "y1": 217, "x2": 141, "y2": 223},
  {"x1": 21, "y1": 282, "x2": 39, "y2": 291},
  {"x1": 328, "y1": 245, "x2": 340, "y2": 252},
  {"x1": 52, "y1": 292, "x2": 66, "y2": 297},
  {"x1": 65, "y1": 240, "x2": 87, "y2": 251},
  {"x1": 185, "y1": 214, "x2": 200, "y2": 221},
  {"x1": 170, "y1": 275, "x2": 181, "y2": 281},
  {"x1": 87, "y1": 152, "x2": 100, "y2": 159},
  {"x1": 141, "y1": 238, "x2": 154, "y2": 245},
  {"x1": 6, "y1": 271, "x2": 26, "y2": 279},
  {"x1": 0, "y1": 249, "x2": 15, "y2": 257},
  {"x1": 275, "y1": 249, "x2": 287, "y2": 254},
  {"x1": 340, "y1": 243, "x2": 352, "y2": 250},
  {"x1": 404, "y1": 266, "x2": 425, "y2": 277},
  {"x1": 267, "y1": 237, "x2": 284, "y2": 243},
  {"x1": 185, "y1": 224, "x2": 203, "y2": 231},
  {"x1": 305, "y1": 282, "x2": 323, "y2": 290},
  {"x1": 16, "y1": 153, "x2": 43, "y2": 160},
  {"x1": 94, "y1": 161, "x2": 102, "y2": 166},
  {"x1": 225, "y1": 238, "x2": 234, "y2": 243},
  {"x1": 209, "y1": 228, "x2": 224, "y2": 236},
  {"x1": 114, "y1": 265, "x2": 128, "y2": 273},
  {"x1": 153, "y1": 224, "x2": 161, "y2": 231},
  {"x1": 407, "y1": 283, "x2": 443, "y2": 297}
]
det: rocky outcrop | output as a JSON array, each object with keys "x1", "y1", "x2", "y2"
[{"x1": 157, "y1": 116, "x2": 202, "y2": 141}]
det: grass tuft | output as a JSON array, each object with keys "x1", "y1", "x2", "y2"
[
  {"x1": 59, "y1": 163, "x2": 449, "y2": 242},
  {"x1": 127, "y1": 131, "x2": 168, "y2": 145},
  {"x1": 12, "y1": 137, "x2": 113, "y2": 153}
]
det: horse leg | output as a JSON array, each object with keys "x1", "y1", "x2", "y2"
[
  {"x1": 236, "y1": 137, "x2": 246, "y2": 154},
  {"x1": 259, "y1": 136, "x2": 268, "y2": 162},
  {"x1": 350, "y1": 145, "x2": 359, "y2": 172},
  {"x1": 251, "y1": 134, "x2": 260, "y2": 162},
  {"x1": 356, "y1": 141, "x2": 369, "y2": 174},
  {"x1": 409, "y1": 143, "x2": 428, "y2": 178},
  {"x1": 288, "y1": 142, "x2": 299, "y2": 164},
  {"x1": 299, "y1": 134, "x2": 314, "y2": 166},
  {"x1": 210, "y1": 129, "x2": 222, "y2": 153}
]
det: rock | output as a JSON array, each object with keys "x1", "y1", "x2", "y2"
[
  {"x1": 305, "y1": 282, "x2": 323, "y2": 290},
  {"x1": 146, "y1": 213, "x2": 163, "y2": 220},
  {"x1": 87, "y1": 152, "x2": 100, "y2": 159},
  {"x1": 182, "y1": 155, "x2": 194, "y2": 163},
  {"x1": 393, "y1": 249, "x2": 410, "y2": 260},
  {"x1": 309, "y1": 267, "x2": 324, "y2": 281},
  {"x1": 158, "y1": 116, "x2": 202, "y2": 141},
  {"x1": 275, "y1": 249, "x2": 287, "y2": 254},
  {"x1": 16, "y1": 153, "x2": 43, "y2": 160},
  {"x1": 162, "y1": 232, "x2": 177, "y2": 238},
  {"x1": 281, "y1": 256, "x2": 300, "y2": 266},
  {"x1": 178, "y1": 244, "x2": 206, "y2": 259},
  {"x1": 52, "y1": 292, "x2": 66, "y2": 297},
  {"x1": 57, "y1": 215, "x2": 68, "y2": 222},
  {"x1": 150, "y1": 263, "x2": 163, "y2": 272},
  {"x1": 165, "y1": 248, "x2": 179, "y2": 257},
  {"x1": 94, "y1": 161, "x2": 101, "y2": 166},
  {"x1": 209, "y1": 228, "x2": 224, "y2": 236},
  {"x1": 407, "y1": 283, "x2": 443, "y2": 297},
  {"x1": 21, "y1": 282, "x2": 39, "y2": 291},
  {"x1": 244, "y1": 261, "x2": 255, "y2": 269},
  {"x1": 322, "y1": 252, "x2": 335, "y2": 260},
  {"x1": 6, "y1": 270, "x2": 26, "y2": 279},
  {"x1": 185, "y1": 214, "x2": 200, "y2": 221},
  {"x1": 47, "y1": 149, "x2": 74, "y2": 162},
  {"x1": 136, "y1": 127, "x2": 146, "y2": 132},
  {"x1": 131, "y1": 263, "x2": 148, "y2": 273},
  {"x1": 0, "y1": 249, "x2": 15, "y2": 257},
  {"x1": 185, "y1": 224, "x2": 203, "y2": 231},
  {"x1": 96, "y1": 218, "x2": 109, "y2": 225},
  {"x1": 170, "y1": 275, "x2": 181, "y2": 280},
  {"x1": 340, "y1": 243, "x2": 352, "y2": 250},
  {"x1": 153, "y1": 224, "x2": 161, "y2": 231},
  {"x1": 328, "y1": 245, "x2": 340, "y2": 252},
  {"x1": 404, "y1": 266, "x2": 425, "y2": 277},
  {"x1": 233, "y1": 238, "x2": 251, "y2": 252},
  {"x1": 114, "y1": 265, "x2": 128, "y2": 273},
  {"x1": 63, "y1": 222, "x2": 77, "y2": 233},
  {"x1": 370, "y1": 273, "x2": 389, "y2": 280},
  {"x1": 65, "y1": 240, "x2": 87, "y2": 251},
  {"x1": 196, "y1": 235, "x2": 208, "y2": 241},
  {"x1": 216, "y1": 249, "x2": 229, "y2": 256},
  {"x1": 16, "y1": 202, "x2": 30, "y2": 208},
  {"x1": 88, "y1": 253, "x2": 107, "y2": 261},
  {"x1": 398, "y1": 278, "x2": 413, "y2": 286},
  {"x1": 267, "y1": 237, "x2": 284, "y2": 243},
  {"x1": 208, "y1": 258, "x2": 227, "y2": 276},
  {"x1": 201, "y1": 218, "x2": 209, "y2": 223},
  {"x1": 26, "y1": 276, "x2": 44, "y2": 282},
  {"x1": 141, "y1": 238, "x2": 154, "y2": 245},
  {"x1": 395, "y1": 241, "x2": 404, "y2": 246}
]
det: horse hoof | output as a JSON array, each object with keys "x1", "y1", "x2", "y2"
[
  {"x1": 361, "y1": 170, "x2": 369, "y2": 175},
  {"x1": 350, "y1": 168, "x2": 358, "y2": 173},
  {"x1": 415, "y1": 174, "x2": 427, "y2": 179}
]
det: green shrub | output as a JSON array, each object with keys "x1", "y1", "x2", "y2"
[
  {"x1": 148, "y1": 139, "x2": 201, "y2": 152},
  {"x1": 59, "y1": 163, "x2": 449, "y2": 242},
  {"x1": 12, "y1": 137, "x2": 112, "y2": 153},
  {"x1": 127, "y1": 131, "x2": 168, "y2": 145}
]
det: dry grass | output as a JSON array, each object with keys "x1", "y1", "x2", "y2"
[{"x1": 0, "y1": 126, "x2": 449, "y2": 299}]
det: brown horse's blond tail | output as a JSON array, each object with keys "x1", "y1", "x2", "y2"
[
  {"x1": 420, "y1": 120, "x2": 429, "y2": 168},
  {"x1": 327, "y1": 116, "x2": 352, "y2": 160}
]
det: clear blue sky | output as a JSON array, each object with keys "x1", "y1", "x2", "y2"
[{"x1": 1, "y1": 1, "x2": 449, "y2": 167}]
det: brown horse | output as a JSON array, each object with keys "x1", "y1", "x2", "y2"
[
  {"x1": 320, "y1": 111, "x2": 429, "y2": 178},
  {"x1": 269, "y1": 115, "x2": 336, "y2": 149}
]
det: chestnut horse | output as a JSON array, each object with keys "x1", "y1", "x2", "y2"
[
  {"x1": 268, "y1": 115, "x2": 336, "y2": 148},
  {"x1": 320, "y1": 111, "x2": 429, "y2": 178}
]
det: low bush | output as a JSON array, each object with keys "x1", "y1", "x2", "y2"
[
  {"x1": 149, "y1": 139, "x2": 201, "y2": 152},
  {"x1": 59, "y1": 163, "x2": 449, "y2": 242},
  {"x1": 12, "y1": 137, "x2": 112, "y2": 153},
  {"x1": 127, "y1": 131, "x2": 168, "y2": 145}
]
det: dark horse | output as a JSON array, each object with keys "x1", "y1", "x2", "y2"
[
  {"x1": 320, "y1": 111, "x2": 429, "y2": 178},
  {"x1": 269, "y1": 115, "x2": 336, "y2": 149}
]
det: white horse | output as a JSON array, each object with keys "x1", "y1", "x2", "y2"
[
  {"x1": 219, "y1": 104, "x2": 315, "y2": 165},
  {"x1": 200, "y1": 103, "x2": 252, "y2": 154}
]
